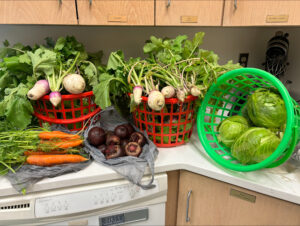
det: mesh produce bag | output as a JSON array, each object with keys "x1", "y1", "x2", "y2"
[{"x1": 83, "y1": 107, "x2": 159, "y2": 189}]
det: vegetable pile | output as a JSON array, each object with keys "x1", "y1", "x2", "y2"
[
  {"x1": 87, "y1": 124, "x2": 146, "y2": 159},
  {"x1": 0, "y1": 36, "x2": 102, "y2": 130},
  {"x1": 93, "y1": 32, "x2": 241, "y2": 114},
  {"x1": 0, "y1": 129, "x2": 87, "y2": 175},
  {"x1": 217, "y1": 88, "x2": 286, "y2": 164}
]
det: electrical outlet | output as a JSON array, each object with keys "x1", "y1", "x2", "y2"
[{"x1": 239, "y1": 53, "x2": 249, "y2": 67}]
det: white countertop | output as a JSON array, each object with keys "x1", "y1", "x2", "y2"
[{"x1": 1, "y1": 130, "x2": 300, "y2": 205}]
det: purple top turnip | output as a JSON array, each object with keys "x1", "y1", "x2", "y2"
[
  {"x1": 27, "y1": 80, "x2": 50, "y2": 100},
  {"x1": 161, "y1": 86, "x2": 175, "y2": 98},
  {"x1": 49, "y1": 91, "x2": 62, "y2": 107}
]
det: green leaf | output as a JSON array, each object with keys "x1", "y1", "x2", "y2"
[
  {"x1": 192, "y1": 32, "x2": 205, "y2": 49},
  {"x1": 54, "y1": 37, "x2": 65, "y2": 50},
  {"x1": 0, "y1": 72, "x2": 11, "y2": 90},
  {"x1": 18, "y1": 53, "x2": 31, "y2": 65},
  {"x1": 27, "y1": 48, "x2": 57, "y2": 78},
  {"x1": 107, "y1": 51, "x2": 125, "y2": 71},
  {"x1": 82, "y1": 61, "x2": 98, "y2": 87},
  {"x1": 143, "y1": 43, "x2": 156, "y2": 53},
  {"x1": 3, "y1": 40, "x2": 9, "y2": 47},
  {"x1": 6, "y1": 97, "x2": 33, "y2": 130}
]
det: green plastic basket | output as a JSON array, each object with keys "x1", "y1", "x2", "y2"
[{"x1": 197, "y1": 68, "x2": 300, "y2": 171}]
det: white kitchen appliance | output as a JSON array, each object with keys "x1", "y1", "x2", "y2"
[{"x1": 0, "y1": 173, "x2": 167, "y2": 226}]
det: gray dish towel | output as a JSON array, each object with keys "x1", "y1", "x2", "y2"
[{"x1": 83, "y1": 106, "x2": 159, "y2": 189}]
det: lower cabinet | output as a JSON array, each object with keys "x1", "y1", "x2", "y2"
[{"x1": 167, "y1": 170, "x2": 300, "y2": 225}]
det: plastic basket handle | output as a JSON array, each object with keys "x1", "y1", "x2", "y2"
[{"x1": 267, "y1": 126, "x2": 298, "y2": 168}]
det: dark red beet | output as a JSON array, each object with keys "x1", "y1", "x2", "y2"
[
  {"x1": 120, "y1": 139, "x2": 129, "y2": 153},
  {"x1": 124, "y1": 123, "x2": 135, "y2": 136},
  {"x1": 114, "y1": 125, "x2": 129, "y2": 139},
  {"x1": 106, "y1": 134, "x2": 121, "y2": 145},
  {"x1": 125, "y1": 142, "x2": 142, "y2": 157},
  {"x1": 97, "y1": 144, "x2": 106, "y2": 155},
  {"x1": 129, "y1": 132, "x2": 146, "y2": 146},
  {"x1": 106, "y1": 145, "x2": 124, "y2": 159},
  {"x1": 88, "y1": 127, "x2": 106, "y2": 146}
]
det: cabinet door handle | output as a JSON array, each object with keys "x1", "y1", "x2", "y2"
[
  {"x1": 89, "y1": 0, "x2": 92, "y2": 5},
  {"x1": 186, "y1": 190, "x2": 192, "y2": 222},
  {"x1": 166, "y1": 0, "x2": 171, "y2": 8},
  {"x1": 234, "y1": 0, "x2": 237, "y2": 10}
]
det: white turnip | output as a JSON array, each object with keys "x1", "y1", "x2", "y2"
[
  {"x1": 63, "y1": 73, "x2": 86, "y2": 94},
  {"x1": 176, "y1": 89, "x2": 186, "y2": 102},
  {"x1": 27, "y1": 80, "x2": 50, "y2": 100},
  {"x1": 49, "y1": 91, "x2": 62, "y2": 107},
  {"x1": 148, "y1": 90, "x2": 165, "y2": 111},
  {"x1": 191, "y1": 86, "x2": 201, "y2": 97},
  {"x1": 161, "y1": 86, "x2": 175, "y2": 98},
  {"x1": 133, "y1": 86, "x2": 143, "y2": 105}
]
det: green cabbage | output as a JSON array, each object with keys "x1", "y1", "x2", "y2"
[
  {"x1": 246, "y1": 88, "x2": 286, "y2": 128},
  {"x1": 231, "y1": 127, "x2": 280, "y2": 164},
  {"x1": 217, "y1": 115, "x2": 249, "y2": 148}
]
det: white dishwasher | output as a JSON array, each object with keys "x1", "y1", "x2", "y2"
[{"x1": 0, "y1": 173, "x2": 167, "y2": 226}]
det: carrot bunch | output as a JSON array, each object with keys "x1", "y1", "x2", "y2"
[{"x1": 25, "y1": 131, "x2": 88, "y2": 166}]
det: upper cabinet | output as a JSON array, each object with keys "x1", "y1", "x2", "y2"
[
  {"x1": 77, "y1": 0, "x2": 154, "y2": 25},
  {"x1": 0, "y1": 0, "x2": 77, "y2": 25},
  {"x1": 223, "y1": 0, "x2": 300, "y2": 26},
  {"x1": 156, "y1": 0, "x2": 224, "y2": 26}
]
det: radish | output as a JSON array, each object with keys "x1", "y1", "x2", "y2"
[
  {"x1": 191, "y1": 86, "x2": 201, "y2": 97},
  {"x1": 63, "y1": 73, "x2": 86, "y2": 94},
  {"x1": 176, "y1": 88, "x2": 186, "y2": 102},
  {"x1": 133, "y1": 85, "x2": 143, "y2": 105},
  {"x1": 148, "y1": 90, "x2": 165, "y2": 111},
  {"x1": 27, "y1": 80, "x2": 50, "y2": 100},
  {"x1": 49, "y1": 92, "x2": 62, "y2": 107},
  {"x1": 161, "y1": 86, "x2": 175, "y2": 98},
  {"x1": 46, "y1": 53, "x2": 80, "y2": 107}
]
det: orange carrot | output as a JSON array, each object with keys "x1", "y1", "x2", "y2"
[
  {"x1": 53, "y1": 139, "x2": 83, "y2": 149},
  {"x1": 38, "y1": 138, "x2": 83, "y2": 150},
  {"x1": 24, "y1": 150, "x2": 68, "y2": 156},
  {"x1": 26, "y1": 154, "x2": 88, "y2": 166},
  {"x1": 39, "y1": 131, "x2": 80, "y2": 140}
]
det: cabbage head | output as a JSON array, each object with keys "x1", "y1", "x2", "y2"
[
  {"x1": 246, "y1": 88, "x2": 286, "y2": 128},
  {"x1": 217, "y1": 115, "x2": 249, "y2": 148},
  {"x1": 231, "y1": 127, "x2": 280, "y2": 164}
]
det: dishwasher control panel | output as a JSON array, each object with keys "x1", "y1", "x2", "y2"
[{"x1": 35, "y1": 180, "x2": 159, "y2": 218}]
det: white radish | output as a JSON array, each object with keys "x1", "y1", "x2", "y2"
[
  {"x1": 176, "y1": 89, "x2": 186, "y2": 102},
  {"x1": 191, "y1": 86, "x2": 201, "y2": 97},
  {"x1": 49, "y1": 91, "x2": 62, "y2": 107},
  {"x1": 27, "y1": 80, "x2": 50, "y2": 100},
  {"x1": 63, "y1": 73, "x2": 86, "y2": 94},
  {"x1": 133, "y1": 86, "x2": 143, "y2": 105},
  {"x1": 161, "y1": 86, "x2": 175, "y2": 98},
  {"x1": 148, "y1": 90, "x2": 165, "y2": 111}
]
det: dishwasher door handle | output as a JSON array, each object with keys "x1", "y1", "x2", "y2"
[{"x1": 186, "y1": 190, "x2": 192, "y2": 222}]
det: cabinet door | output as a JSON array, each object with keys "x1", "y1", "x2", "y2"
[
  {"x1": 0, "y1": 0, "x2": 77, "y2": 25},
  {"x1": 156, "y1": 0, "x2": 223, "y2": 26},
  {"x1": 223, "y1": 0, "x2": 300, "y2": 26},
  {"x1": 177, "y1": 170, "x2": 300, "y2": 225},
  {"x1": 77, "y1": 0, "x2": 154, "y2": 25}
]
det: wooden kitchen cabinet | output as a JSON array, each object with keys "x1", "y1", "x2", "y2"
[
  {"x1": 223, "y1": 0, "x2": 300, "y2": 26},
  {"x1": 155, "y1": 0, "x2": 223, "y2": 26},
  {"x1": 176, "y1": 170, "x2": 300, "y2": 225},
  {"x1": 77, "y1": 0, "x2": 154, "y2": 25},
  {"x1": 0, "y1": 0, "x2": 77, "y2": 25}
]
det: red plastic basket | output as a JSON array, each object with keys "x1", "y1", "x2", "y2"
[
  {"x1": 133, "y1": 95, "x2": 198, "y2": 147},
  {"x1": 33, "y1": 91, "x2": 101, "y2": 131}
]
